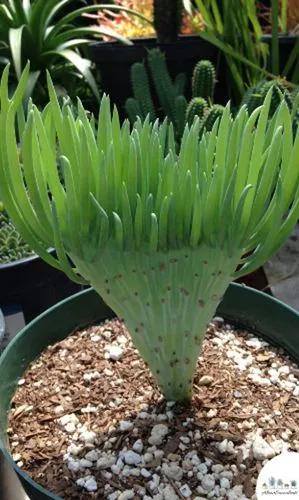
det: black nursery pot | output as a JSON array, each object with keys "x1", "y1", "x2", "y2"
[
  {"x1": 0, "y1": 284, "x2": 299, "y2": 499},
  {"x1": 89, "y1": 35, "x2": 227, "y2": 115},
  {"x1": 0, "y1": 253, "x2": 83, "y2": 323}
]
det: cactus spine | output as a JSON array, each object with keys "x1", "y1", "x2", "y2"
[
  {"x1": 130, "y1": 62, "x2": 156, "y2": 121},
  {"x1": 192, "y1": 60, "x2": 216, "y2": 101},
  {"x1": 186, "y1": 97, "x2": 208, "y2": 126},
  {"x1": 203, "y1": 105, "x2": 225, "y2": 131},
  {"x1": 175, "y1": 95, "x2": 188, "y2": 138}
]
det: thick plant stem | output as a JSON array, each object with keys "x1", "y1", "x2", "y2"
[{"x1": 73, "y1": 245, "x2": 239, "y2": 402}]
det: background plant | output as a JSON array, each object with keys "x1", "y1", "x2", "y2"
[
  {"x1": 0, "y1": 209, "x2": 33, "y2": 265},
  {"x1": 1, "y1": 65, "x2": 299, "y2": 401},
  {"x1": 188, "y1": 0, "x2": 299, "y2": 103},
  {"x1": 0, "y1": 0, "x2": 147, "y2": 103},
  {"x1": 125, "y1": 49, "x2": 223, "y2": 139}
]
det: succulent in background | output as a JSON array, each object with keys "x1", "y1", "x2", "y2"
[
  {"x1": 192, "y1": 60, "x2": 216, "y2": 102},
  {"x1": 153, "y1": 0, "x2": 183, "y2": 43},
  {"x1": 125, "y1": 49, "x2": 218, "y2": 139},
  {"x1": 0, "y1": 211, "x2": 33, "y2": 265},
  {"x1": 1, "y1": 65, "x2": 299, "y2": 401},
  {"x1": 203, "y1": 104, "x2": 226, "y2": 131},
  {"x1": 186, "y1": 97, "x2": 208, "y2": 125},
  {"x1": 125, "y1": 48, "x2": 186, "y2": 131}
]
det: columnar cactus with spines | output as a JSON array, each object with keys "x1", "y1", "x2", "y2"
[
  {"x1": 242, "y1": 80, "x2": 294, "y2": 117},
  {"x1": 130, "y1": 62, "x2": 156, "y2": 121},
  {"x1": 192, "y1": 60, "x2": 216, "y2": 102},
  {"x1": 186, "y1": 97, "x2": 208, "y2": 126},
  {"x1": 125, "y1": 97, "x2": 142, "y2": 125},
  {"x1": 175, "y1": 95, "x2": 188, "y2": 138},
  {"x1": 203, "y1": 104, "x2": 225, "y2": 131},
  {"x1": 2, "y1": 65, "x2": 299, "y2": 401},
  {"x1": 153, "y1": 0, "x2": 183, "y2": 43}
]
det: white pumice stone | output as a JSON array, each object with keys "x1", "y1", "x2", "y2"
[
  {"x1": 85, "y1": 450, "x2": 98, "y2": 462},
  {"x1": 79, "y1": 458, "x2": 93, "y2": 468},
  {"x1": 143, "y1": 452, "x2": 154, "y2": 463},
  {"x1": 118, "y1": 490, "x2": 135, "y2": 500},
  {"x1": 83, "y1": 371, "x2": 100, "y2": 381},
  {"x1": 220, "y1": 477, "x2": 231, "y2": 489},
  {"x1": 162, "y1": 463, "x2": 183, "y2": 481},
  {"x1": 252, "y1": 434, "x2": 276, "y2": 460},
  {"x1": 141, "y1": 468, "x2": 151, "y2": 478},
  {"x1": 96, "y1": 453, "x2": 116, "y2": 469},
  {"x1": 85, "y1": 476, "x2": 97, "y2": 491},
  {"x1": 59, "y1": 414, "x2": 79, "y2": 427},
  {"x1": 132, "y1": 439, "x2": 143, "y2": 453},
  {"x1": 180, "y1": 484, "x2": 192, "y2": 497},
  {"x1": 123, "y1": 450, "x2": 142, "y2": 465},
  {"x1": 65, "y1": 422, "x2": 77, "y2": 433},
  {"x1": 119, "y1": 420, "x2": 134, "y2": 432},
  {"x1": 163, "y1": 484, "x2": 179, "y2": 500},
  {"x1": 148, "y1": 424, "x2": 169, "y2": 445},
  {"x1": 197, "y1": 463, "x2": 208, "y2": 474},
  {"x1": 293, "y1": 386, "x2": 299, "y2": 396},
  {"x1": 79, "y1": 430, "x2": 96, "y2": 444},
  {"x1": 67, "y1": 458, "x2": 80, "y2": 473},
  {"x1": 201, "y1": 475, "x2": 216, "y2": 492},
  {"x1": 148, "y1": 473, "x2": 160, "y2": 490},
  {"x1": 105, "y1": 345, "x2": 124, "y2": 361},
  {"x1": 207, "y1": 409, "x2": 217, "y2": 418}
]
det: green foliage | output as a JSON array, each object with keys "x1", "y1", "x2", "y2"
[
  {"x1": 0, "y1": 211, "x2": 33, "y2": 264},
  {"x1": 202, "y1": 104, "x2": 225, "y2": 131},
  {"x1": 0, "y1": 0, "x2": 147, "y2": 103},
  {"x1": 130, "y1": 62, "x2": 156, "y2": 121},
  {"x1": 186, "y1": 97, "x2": 207, "y2": 125},
  {"x1": 126, "y1": 49, "x2": 217, "y2": 140},
  {"x1": 153, "y1": 0, "x2": 183, "y2": 43},
  {"x1": 242, "y1": 80, "x2": 298, "y2": 133},
  {"x1": 190, "y1": 0, "x2": 299, "y2": 102},
  {"x1": 126, "y1": 48, "x2": 185, "y2": 135},
  {"x1": 2, "y1": 65, "x2": 299, "y2": 401},
  {"x1": 192, "y1": 60, "x2": 216, "y2": 101}
]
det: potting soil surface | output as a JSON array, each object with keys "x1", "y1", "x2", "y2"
[{"x1": 8, "y1": 318, "x2": 299, "y2": 499}]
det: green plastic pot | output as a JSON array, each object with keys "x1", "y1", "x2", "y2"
[{"x1": 0, "y1": 284, "x2": 299, "y2": 500}]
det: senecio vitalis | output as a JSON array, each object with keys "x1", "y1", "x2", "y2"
[{"x1": 1, "y1": 64, "x2": 299, "y2": 401}]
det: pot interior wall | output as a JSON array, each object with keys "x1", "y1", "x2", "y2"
[{"x1": 0, "y1": 284, "x2": 299, "y2": 499}]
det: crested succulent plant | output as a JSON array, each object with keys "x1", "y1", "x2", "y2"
[{"x1": 1, "y1": 64, "x2": 299, "y2": 401}]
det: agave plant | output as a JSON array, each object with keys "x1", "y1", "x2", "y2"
[
  {"x1": 1, "y1": 64, "x2": 299, "y2": 401},
  {"x1": 0, "y1": 0, "x2": 148, "y2": 101}
]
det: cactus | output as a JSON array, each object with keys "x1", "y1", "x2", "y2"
[
  {"x1": 259, "y1": 81, "x2": 292, "y2": 116},
  {"x1": 241, "y1": 81, "x2": 265, "y2": 115},
  {"x1": 186, "y1": 97, "x2": 208, "y2": 126},
  {"x1": 130, "y1": 62, "x2": 156, "y2": 121},
  {"x1": 153, "y1": 0, "x2": 183, "y2": 43},
  {"x1": 2, "y1": 65, "x2": 299, "y2": 401},
  {"x1": 242, "y1": 80, "x2": 292, "y2": 117},
  {"x1": 148, "y1": 48, "x2": 178, "y2": 124},
  {"x1": 175, "y1": 95, "x2": 188, "y2": 138},
  {"x1": 125, "y1": 97, "x2": 143, "y2": 124},
  {"x1": 203, "y1": 104, "x2": 225, "y2": 131},
  {"x1": 0, "y1": 211, "x2": 33, "y2": 264},
  {"x1": 192, "y1": 60, "x2": 216, "y2": 101}
]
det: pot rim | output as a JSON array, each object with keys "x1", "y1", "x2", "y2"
[{"x1": 1, "y1": 283, "x2": 299, "y2": 499}]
